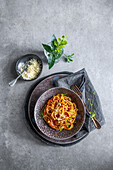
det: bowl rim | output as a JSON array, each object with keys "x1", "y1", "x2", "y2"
[
  {"x1": 34, "y1": 87, "x2": 86, "y2": 140},
  {"x1": 16, "y1": 54, "x2": 43, "y2": 81}
]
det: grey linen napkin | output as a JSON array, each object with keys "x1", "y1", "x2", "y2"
[{"x1": 55, "y1": 68, "x2": 105, "y2": 132}]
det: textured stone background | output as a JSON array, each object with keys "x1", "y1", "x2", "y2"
[{"x1": 0, "y1": 0, "x2": 113, "y2": 170}]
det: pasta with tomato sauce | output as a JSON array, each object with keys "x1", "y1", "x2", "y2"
[{"x1": 43, "y1": 94, "x2": 78, "y2": 131}]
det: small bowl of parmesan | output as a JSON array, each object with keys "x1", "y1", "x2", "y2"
[{"x1": 16, "y1": 54, "x2": 43, "y2": 81}]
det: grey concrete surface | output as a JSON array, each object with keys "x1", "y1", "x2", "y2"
[{"x1": 0, "y1": 0, "x2": 113, "y2": 170}]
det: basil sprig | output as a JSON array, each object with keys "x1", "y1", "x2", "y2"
[{"x1": 42, "y1": 34, "x2": 74, "y2": 69}]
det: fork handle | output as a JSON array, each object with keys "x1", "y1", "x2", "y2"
[
  {"x1": 81, "y1": 99, "x2": 101, "y2": 129},
  {"x1": 92, "y1": 117, "x2": 101, "y2": 129}
]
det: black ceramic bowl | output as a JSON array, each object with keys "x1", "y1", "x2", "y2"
[
  {"x1": 34, "y1": 87, "x2": 85, "y2": 140},
  {"x1": 16, "y1": 54, "x2": 43, "y2": 81}
]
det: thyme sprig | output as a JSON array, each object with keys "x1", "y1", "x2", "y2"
[
  {"x1": 40, "y1": 106, "x2": 45, "y2": 118},
  {"x1": 88, "y1": 91, "x2": 96, "y2": 118},
  {"x1": 55, "y1": 126, "x2": 63, "y2": 135},
  {"x1": 61, "y1": 93, "x2": 67, "y2": 96}
]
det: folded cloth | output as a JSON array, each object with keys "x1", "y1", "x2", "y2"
[{"x1": 55, "y1": 68, "x2": 105, "y2": 132}]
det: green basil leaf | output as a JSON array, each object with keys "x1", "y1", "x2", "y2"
[
  {"x1": 57, "y1": 48, "x2": 62, "y2": 53},
  {"x1": 62, "y1": 35, "x2": 65, "y2": 39},
  {"x1": 40, "y1": 112, "x2": 44, "y2": 118},
  {"x1": 61, "y1": 40, "x2": 67, "y2": 45},
  {"x1": 91, "y1": 113, "x2": 96, "y2": 118},
  {"x1": 69, "y1": 53, "x2": 74, "y2": 57},
  {"x1": 62, "y1": 35, "x2": 67, "y2": 41},
  {"x1": 66, "y1": 53, "x2": 74, "y2": 62},
  {"x1": 67, "y1": 58, "x2": 71, "y2": 62},
  {"x1": 66, "y1": 123, "x2": 70, "y2": 127},
  {"x1": 59, "y1": 126, "x2": 63, "y2": 131},
  {"x1": 51, "y1": 34, "x2": 57, "y2": 50},
  {"x1": 54, "y1": 39, "x2": 58, "y2": 46},
  {"x1": 58, "y1": 45, "x2": 65, "y2": 49},
  {"x1": 93, "y1": 91, "x2": 95, "y2": 95},
  {"x1": 42, "y1": 44, "x2": 52, "y2": 53},
  {"x1": 58, "y1": 38, "x2": 61, "y2": 43},
  {"x1": 68, "y1": 57, "x2": 73, "y2": 61},
  {"x1": 51, "y1": 34, "x2": 56, "y2": 42},
  {"x1": 89, "y1": 111, "x2": 94, "y2": 115},
  {"x1": 48, "y1": 54, "x2": 55, "y2": 69},
  {"x1": 62, "y1": 93, "x2": 67, "y2": 96}
]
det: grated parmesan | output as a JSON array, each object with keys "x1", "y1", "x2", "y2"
[{"x1": 21, "y1": 59, "x2": 41, "y2": 80}]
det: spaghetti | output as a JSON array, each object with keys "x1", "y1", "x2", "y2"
[{"x1": 43, "y1": 94, "x2": 78, "y2": 131}]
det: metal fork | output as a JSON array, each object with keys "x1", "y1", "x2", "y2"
[{"x1": 71, "y1": 85, "x2": 101, "y2": 129}]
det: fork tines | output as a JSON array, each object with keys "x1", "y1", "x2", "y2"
[{"x1": 71, "y1": 85, "x2": 82, "y2": 97}]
